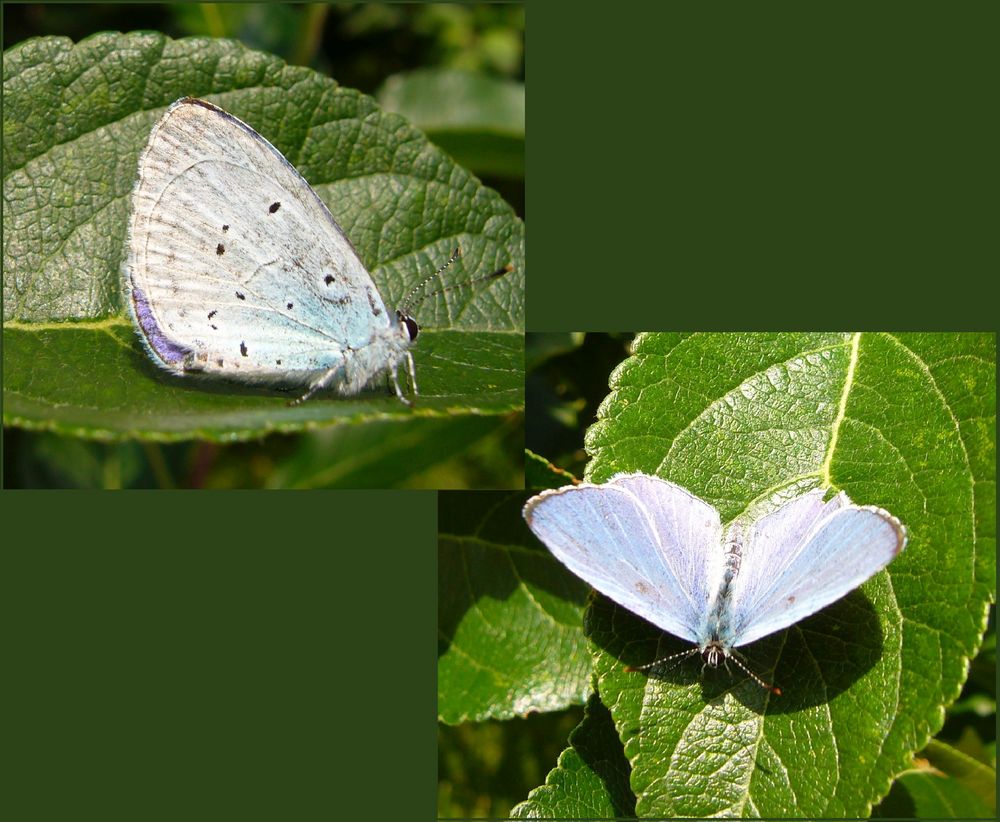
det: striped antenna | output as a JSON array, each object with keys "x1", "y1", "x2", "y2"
[
  {"x1": 626, "y1": 646, "x2": 781, "y2": 695},
  {"x1": 399, "y1": 246, "x2": 514, "y2": 316}
]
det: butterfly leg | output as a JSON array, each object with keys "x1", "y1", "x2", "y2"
[
  {"x1": 289, "y1": 366, "x2": 341, "y2": 406},
  {"x1": 389, "y1": 365, "x2": 414, "y2": 407},
  {"x1": 405, "y1": 351, "x2": 419, "y2": 396}
]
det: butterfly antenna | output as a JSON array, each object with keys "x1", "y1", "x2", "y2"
[
  {"x1": 399, "y1": 246, "x2": 462, "y2": 315},
  {"x1": 399, "y1": 245, "x2": 514, "y2": 315},
  {"x1": 624, "y1": 647, "x2": 699, "y2": 673},
  {"x1": 727, "y1": 651, "x2": 781, "y2": 695},
  {"x1": 626, "y1": 646, "x2": 781, "y2": 695}
]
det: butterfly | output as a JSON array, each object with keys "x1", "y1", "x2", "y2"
[{"x1": 523, "y1": 472, "x2": 906, "y2": 692}]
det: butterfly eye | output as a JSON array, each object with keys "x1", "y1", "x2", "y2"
[{"x1": 396, "y1": 311, "x2": 420, "y2": 341}]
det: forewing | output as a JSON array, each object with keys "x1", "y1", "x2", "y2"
[
  {"x1": 126, "y1": 98, "x2": 389, "y2": 379},
  {"x1": 729, "y1": 491, "x2": 906, "y2": 647},
  {"x1": 523, "y1": 473, "x2": 722, "y2": 643}
]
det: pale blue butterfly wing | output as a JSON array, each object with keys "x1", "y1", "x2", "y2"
[
  {"x1": 125, "y1": 98, "x2": 413, "y2": 401},
  {"x1": 524, "y1": 473, "x2": 906, "y2": 669},
  {"x1": 523, "y1": 472, "x2": 722, "y2": 643},
  {"x1": 726, "y1": 491, "x2": 906, "y2": 647}
]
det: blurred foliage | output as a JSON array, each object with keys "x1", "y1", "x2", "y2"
[
  {"x1": 3, "y1": 414, "x2": 524, "y2": 490},
  {"x1": 438, "y1": 707, "x2": 585, "y2": 819},
  {"x1": 525, "y1": 333, "x2": 635, "y2": 481},
  {"x1": 4, "y1": 3, "x2": 525, "y2": 92},
  {"x1": 378, "y1": 68, "x2": 525, "y2": 179}
]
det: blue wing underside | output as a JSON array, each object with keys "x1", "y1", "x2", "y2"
[{"x1": 126, "y1": 98, "x2": 392, "y2": 383}]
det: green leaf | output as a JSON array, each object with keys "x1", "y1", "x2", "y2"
[
  {"x1": 3, "y1": 33, "x2": 524, "y2": 442},
  {"x1": 874, "y1": 740, "x2": 995, "y2": 818},
  {"x1": 525, "y1": 449, "x2": 578, "y2": 490},
  {"x1": 510, "y1": 692, "x2": 637, "y2": 819},
  {"x1": 377, "y1": 68, "x2": 524, "y2": 178},
  {"x1": 540, "y1": 332, "x2": 995, "y2": 817},
  {"x1": 438, "y1": 492, "x2": 593, "y2": 724}
]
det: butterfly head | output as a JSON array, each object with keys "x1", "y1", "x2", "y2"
[
  {"x1": 395, "y1": 310, "x2": 420, "y2": 342},
  {"x1": 701, "y1": 641, "x2": 728, "y2": 668}
]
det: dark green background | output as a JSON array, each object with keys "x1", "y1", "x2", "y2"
[
  {"x1": 2, "y1": 492, "x2": 436, "y2": 819},
  {"x1": 530, "y1": 3, "x2": 998, "y2": 329}
]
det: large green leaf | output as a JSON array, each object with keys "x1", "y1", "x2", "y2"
[
  {"x1": 526, "y1": 332, "x2": 995, "y2": 817},
  {"x1": 510, "y1": 691, "x2": 636, "y2": 819},
  {"x1": 438, "y1": 492, "x2": 593, "y2": 724},
  {"x1": 3, "y1": 33, "x2": 524, "y2": 441}
]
